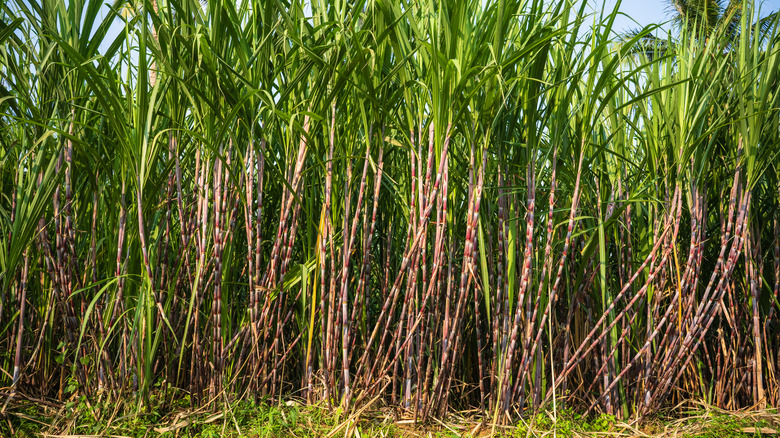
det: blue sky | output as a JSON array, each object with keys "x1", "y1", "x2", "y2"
[{"x1": 600, "y1": 0, "x2": 780, "y2": 34}]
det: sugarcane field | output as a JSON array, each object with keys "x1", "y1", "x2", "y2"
[{"x1": 2, "y1": 0, "x2": 780, "y2": 436}]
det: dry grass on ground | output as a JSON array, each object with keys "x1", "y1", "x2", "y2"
[{"x1": 3, "y1": 395, "x2": 780, "y2": 437}]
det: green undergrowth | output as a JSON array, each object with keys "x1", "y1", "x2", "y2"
[
  {"x1": 2, "y1": 396, "x2": 778, "y2": 437},
  {"x1": 2, "y1": 395, "x2": 391, "y2": 438},
  {"x1": 639, "y1": 409, "x2": 780, "y2": 438},
  {"x1": 506, "y1": 411, "x2": 617, "y2": 437}
]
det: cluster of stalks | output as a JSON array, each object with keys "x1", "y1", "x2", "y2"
[{"x1": 1, "y1": 0, "x2": 780, "y2": 422}]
